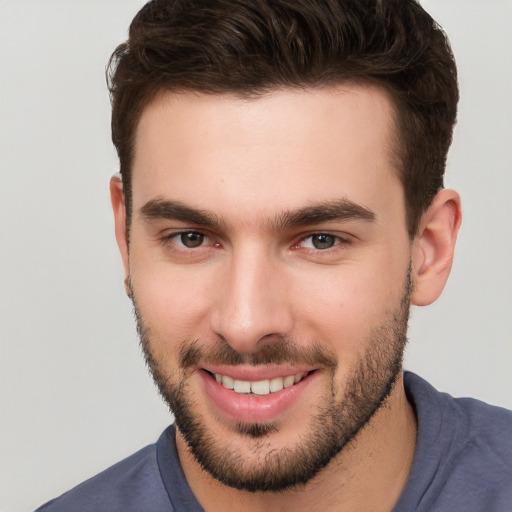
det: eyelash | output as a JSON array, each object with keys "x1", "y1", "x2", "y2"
[
  {"x1": 160, "y1": 231, "x2": 214, "y2": 250},
  {"x1": 160, "y1": 230, "x2": 350, "y2": 253},
  {"x1": 294, "y1": 233, "x2": 349, "y2": 251}
]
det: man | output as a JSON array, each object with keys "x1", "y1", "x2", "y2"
[{"x1": 36, "y1": 0, "x2": 512, "y2": 510}]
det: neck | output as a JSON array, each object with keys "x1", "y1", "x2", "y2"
[{"x1": 176, "y1": 373, "x2": 417, "y2": 512}]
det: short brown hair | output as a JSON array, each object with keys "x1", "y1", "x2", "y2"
[{"x1": 107, "y1": 0, "x2": 458, "y2": 237}]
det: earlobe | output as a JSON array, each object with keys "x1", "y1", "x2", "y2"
[
  {"x1": 411, "y1": 189, "x2": 462, "y2": 306},
  {"x1": 109, "y1": 175, "x2": 130, "y2": 284}
]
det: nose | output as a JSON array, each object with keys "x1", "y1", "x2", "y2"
[{"x1": 209, "y1": 245, "x2": 294, "y2": 354}]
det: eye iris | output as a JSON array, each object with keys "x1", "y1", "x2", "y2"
[
  {"x1": 181, "y1": 232, "x2": 204, "y2": 248},
  {"x1": 312, "y1": 234, "x2": 335, "y2": 249}
]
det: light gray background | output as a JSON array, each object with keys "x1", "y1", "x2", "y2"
[{"x1": 1, "y1": 1, "x2": 511, "y2": 511}]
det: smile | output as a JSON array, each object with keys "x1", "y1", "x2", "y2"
[
  {"x1": 211, "y1": 372, "x2": 308, "y2": 396},
  {"x1": 200, "y1": 367, "x2": 318, "y2": 423}
]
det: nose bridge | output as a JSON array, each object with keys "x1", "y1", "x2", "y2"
[{"x1": 210, "y1": 241, "x2": 293, "y2": 353}]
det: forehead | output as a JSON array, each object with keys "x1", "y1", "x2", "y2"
[{"x1": 131, "y1": 85, "x2": 403, "y2": 225}]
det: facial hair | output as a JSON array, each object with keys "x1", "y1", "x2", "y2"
[{"x1": 130, "y1": 269, "x2": 411, "y2": 493}]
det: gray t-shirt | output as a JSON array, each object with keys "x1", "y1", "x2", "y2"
[{"x1": 36, "y1": 372, "x2": 512, "y2": 511}]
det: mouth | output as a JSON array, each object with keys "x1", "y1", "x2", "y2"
[
  {"x1": 204, "y1": 369, "x2": 312, "y2": 396},
  {"x1": 199, "y1": 367, "x2": 318, "y2": 424}
]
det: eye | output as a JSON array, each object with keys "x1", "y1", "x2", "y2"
[
  {"x1": 300, "y1": 233, "x2": 341, "y2": 250},
  {"x1": 158, "y1": 229, "x2": 221, "y2": 259},
  {"x1": 178, "y1": 231, "x2": 206, "y2": 248},
  {"x1": 160, "y1": 231, "x2": 209, "y2": 249}
]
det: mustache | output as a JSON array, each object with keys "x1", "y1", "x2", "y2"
[{"x1": 179, "y1": 337, "x2": 338, "y2": 370}]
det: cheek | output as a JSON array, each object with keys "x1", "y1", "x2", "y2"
[
  {"x1": 291, "y1": 253, "x2": 409, "y2": 350},
  {"x1": 130, "y1": 257, "x2": 214, "y2": 344},
  {"x1": 292, "y1": 271, "x2": 372, "y2": 343}
]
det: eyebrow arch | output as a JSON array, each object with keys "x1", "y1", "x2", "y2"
[
  {"x1": 139, "y1": 197, "x2": 376, "y2": 231},
  {"x1": 140, "y1": 198, "x2": 225, "y2": 229},
  {"x1": 271, "y1": 199, "x2": 376, "y2": 230}
]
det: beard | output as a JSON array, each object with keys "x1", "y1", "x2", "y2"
[{"x1": 130, "y1": 269, "x2": 411, "y2": 493}]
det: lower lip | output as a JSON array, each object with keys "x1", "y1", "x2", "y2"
[{"x1": 199, "y1": 370, "x2": 317, "y2": 424}]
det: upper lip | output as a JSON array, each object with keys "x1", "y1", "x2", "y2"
[{"x1": 201, "y1": 364, "x2": 316, "y2": 381}]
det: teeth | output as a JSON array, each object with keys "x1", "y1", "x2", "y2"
[
  {"x1": 284, "y1": 375, "x2": 295, "y2": 388},
  {"x1": 222, "y1": 375, "x2": 234, "y2": 389},
  {"x1": 269, "y1": 377, "x2": 284, "y2": 392},
  {"x1": 213, "y1": 372, "x2": 308, "y2": 396},
  {"x1": 251, "y1": 380, "x2": 270, "y2": 395},
  {"x1": 233, "y1": 379, "x2": 251, "y2": 393}
]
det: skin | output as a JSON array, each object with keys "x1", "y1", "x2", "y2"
[{"x1": 111, "y1": 84, "x2": 461, "y2": 511}]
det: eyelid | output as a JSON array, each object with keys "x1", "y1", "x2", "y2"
[
  {"x1": 293, "y1": 231, "x2": 352, "y2": 250},
  {"x1": 158, "y1": 228, "x2": 352, "y2": 252},
  {"x1": 160, "y1": 229, "x2": 212, "y2": 248}
]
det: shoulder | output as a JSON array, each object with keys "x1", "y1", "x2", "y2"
[
  {"x1": 35, "y1": 442, "x2": 171, "y2": 512},
  {"x1": 454, "y1": 394, "x2": 512, "y2": 466},
  {"x1": 398, "y1": 372, "x2": 512, "y2": 512},
  {"x1": 405, "y1": 371, "x2": 512, "y2": 455}
]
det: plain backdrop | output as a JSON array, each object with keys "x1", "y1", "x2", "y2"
[{"x1": 1, "y1": 1, "x2": 511, "y2": 511}]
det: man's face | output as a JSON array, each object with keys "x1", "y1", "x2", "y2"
[{"x1": 123, "y1": 85, "x2": 413, "y2": 491}]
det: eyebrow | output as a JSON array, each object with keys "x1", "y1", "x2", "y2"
[
  {"x1": 139, "y1": 198, "x2": 376, "y2": 230},
  {"x1": 140, "y1": 199, "x2": 225, "y2": 229},
  {"x1": 270, "y1": 199, "x2": 376, "y2": 230}
]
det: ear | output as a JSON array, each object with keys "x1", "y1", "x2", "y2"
[
  {"x1": 110, "y1": 174, "x2": 130, "y2": 286},
  {"x1": 411, "y1": 189, "x2": 462, "y2": 306}
]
